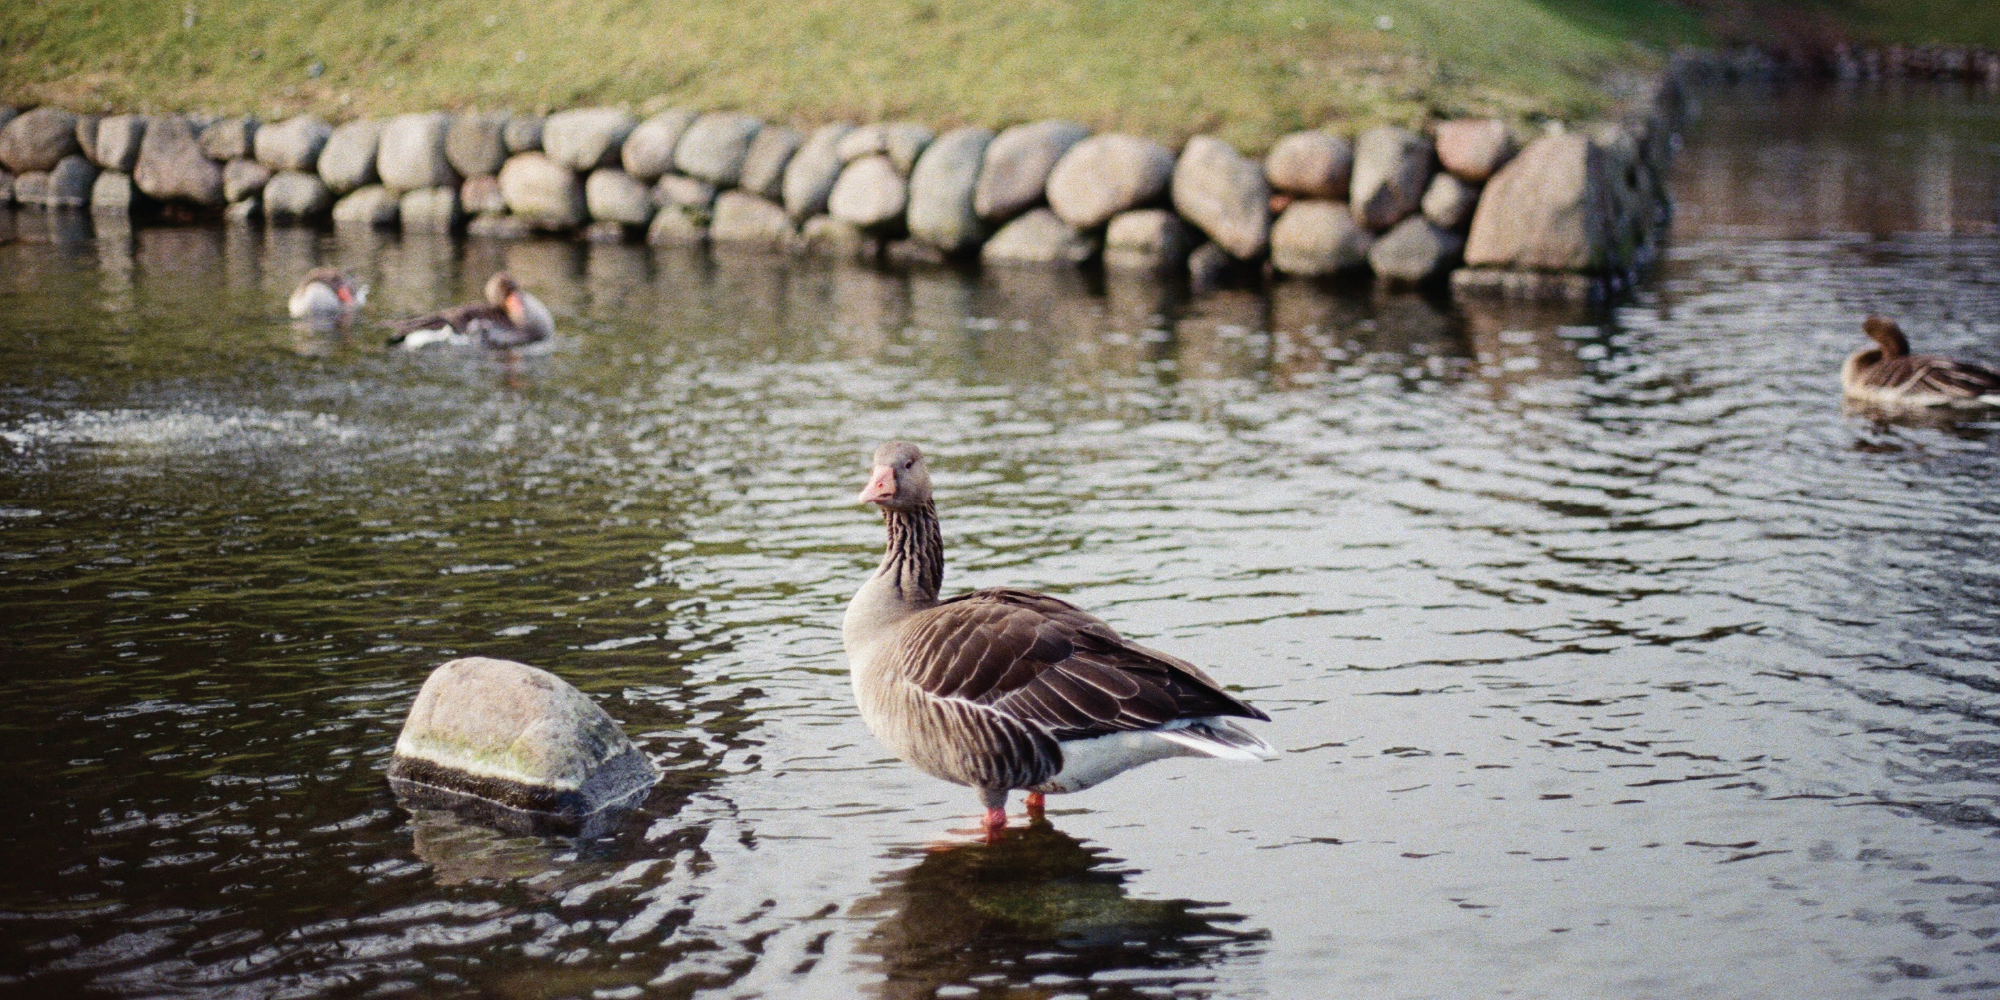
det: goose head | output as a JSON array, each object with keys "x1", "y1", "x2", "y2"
[
  {"x1": 485, "y1": 272, "x2": 522, "y2": 312},
  {"x1": 858, "y1": 441, "x2": 933, "y2": 512},
  {"x1": 1862, "y1": 315, "x2": 1909, "y2": 360}
]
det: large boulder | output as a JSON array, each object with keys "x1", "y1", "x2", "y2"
[
  {"x1": 646, "y1": 203, "x2": 709, "y2": 245},
  {"x1": 542, "y1": 107, "x2": 636, "y2": 171},
  {"x1": 1368, "y1": 216, "x2": 1463, "y2": 283},
  {"x1": 90, "y1": 171, "x2": 135, "y2": 215},
  {"x1": 0, "y1": 106, "x2": 82, "y2": 173},
  {"x1": 74, "y1": 116, "x2": 100, "y2": 163},
  {"x1": 0, "y1": 167, "x2": 11, "y2": 204},
  {"x1": 1435, "y1": 119, "x2": 1515, "y2": 184},
  {"x1": 133, "y1": 115, "x2": 224, "y2": 206},
  {"x1": 318, "y1": 119, "x2": 383, "y2": 195},
  {"x1": 981, "y1": 207, "x2": 1097, "y2": 266},
  {"x1": 331, "y1": 184, "x2": 399, "y2": 228},
  {"x1": 42, "y1": 155, "x2": 97, "y2": 208},
  {"x1": 1264, "y1": 131, "x2": 1352, "y2": 198},
  {"x1": 263, "y1": 170, "x2": 333, "y2": 221},
  {"x1": 1350, "y1": 126, "x2": 1432, "y2": 230},
  {"x1": 1045, "y1": 134, "x2": 1174, "y2": 230},
  {"x1": 400, "y1": 186, "x2": 463, "y2": 232},
  {"x1": 1172, "y1": 135, "x2": 1269, "y2": 260},
  {"x1": 737, "y1": 125, "x2": 802, "y2": 200},
  {"x1": 1103, "y1": 208, "x2": 1197, "y2": 272},
  {"x1": 502, "y1": 115, "x2": 543, "y2": 154},
  {"x1": 387, "y1": 657, "x2": 660, "y2": 833},
  {"x1": 1463, "y1": 133, "x2": 1615, "y2": 273},
  {"x1": 1420, "y1": 172, "x2": 1479, "y2": 230},
  {"x1": 198, "y1": 116, "x2": 258, "y2": 161},
  {"x1": 585, "y1": 167, "x2": 653, "y2": 225},
  {"x1": 1269, "y1": 199, "x2": 1371, "y2": 277},
  {"x1": 709, "y1": 190, "x2": 794, "y2": 249},
  {"x1": 782, "y1": 123, "x2": 853, "y2": 221},
  {"x1": 906, "y1": 126, "x2": 993, "y2": 254},
  {"x1": 498, "y1": 152, "x2": 585, "y2": 229},
  {"x1": 974, "y1": 119, "x2": 1088, "y2": 223},
  {"x1": 94, "y1": 115, "x2": 148, "y2": 172},
  {"x1": 674, "y1": 111, "x2": 762, "y2": 187},
  {"x1": 223, "y1": 159, "x2": 272, "y2": 203},
  {"x1": 444, "y1": 111, "x2": 511, "y2": 178},
  {"x1": 11, "y1": 171, "x2": 49, "y2": 206},
  {"x1": 797, "y1": 215, "x2": 877, "y2": 258},
  {"x1": 254, "y1": 115, "x2": 330, "y2": 172},
  {"x1": 828, "y1": 155, "x2": 907, "y2": 232},
  {"x1": 619, "y1": 107, "x2": 696, "y2": 181},
  {"x1": 377, "y1": 112, "x2": 456, "y2": 192}
]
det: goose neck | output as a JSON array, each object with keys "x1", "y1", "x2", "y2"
[{"x1": 877, "y1": 501, "x2": 943, "y2": 607}]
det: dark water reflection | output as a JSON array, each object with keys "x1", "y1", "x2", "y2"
[{"x1": 5, "y1": 81, "x2": 2000, "y2": 999}]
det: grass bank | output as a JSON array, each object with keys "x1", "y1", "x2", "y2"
[{"x1": 4, "y1": 0, "x2": 1705, "y2": 150}]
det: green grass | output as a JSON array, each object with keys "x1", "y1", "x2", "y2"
[{"x1": 2, "y1": 0, "x2": 1711, "y2": 150}]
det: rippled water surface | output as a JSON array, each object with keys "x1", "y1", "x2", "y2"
[{"x1": 5, "y1": 83, "x2": 2000, "y2": 999}]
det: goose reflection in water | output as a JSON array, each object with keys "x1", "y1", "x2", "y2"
[{"x1": 852, "y1": 822, "x2": 1266, "y2": 1000}]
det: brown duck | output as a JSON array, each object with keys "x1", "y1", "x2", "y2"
[
  {"x1": 1843, "y1": 315, "x2": 2000, "y2": 409},
  {"x1": 387, "y1": 272, "x2": 553, "y2": 351}
]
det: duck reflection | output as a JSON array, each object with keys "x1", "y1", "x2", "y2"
[{"x1": 853, "y1": 822, "x2": 1264, "y2": 1000}]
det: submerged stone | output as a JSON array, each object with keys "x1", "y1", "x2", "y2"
[{"x1": 388, "y1": 657, "x2": 659, "y2": 834}]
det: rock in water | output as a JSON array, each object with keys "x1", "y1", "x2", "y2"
[
  {"x1": 906, "y1": 126, "x2": 993, "y2": 254},
  {"x1": 585, "y1": 167, "x2": 653, "y2": 225},
  {"x1": 263, "y1": 171, "x2": 332, "y2": 221},
  {"x1": 829, "y1": 155, "x2": 907, "y2": 232},
  {"x1": 975, "y1": 119, "x2": 1088, "y2": 224},
  {"x1": 90, "y1": 171, "x2": 135, "y2": 215},
  {"x1": 1269, "y1": 199, "x2": 1372, "y2": 277},
  {"x1": 134, "y1": 115, "x2": 224, "y2": 206},
  {"x1": 319, "y1": 119, "x2": 383, "y2": 195},
  {"x1": 44, "y1": 155, "x2": 97, "y2": 208},
  {"x1": 400, "y1": 186, "x2": 463, "y2": 232},
  {"x1": 461, "y1": 175, "x2": 506, "y2": 216},
  {"x1": 1045, "y1": 134, "x2": 1175, "y2": 230},
  {"x1": 1264, "y1": 131, "x2": 1352, "y2": 199},
  {"x1": 0, "y1": 106, "x2": 82, "y2": 173},
  {"x1": 1172, "y1": 135, "x2": 1270, "y2": 260},
  {"x1": 1103, "y1": 208, "x2": 1197, "y2": 272},
  {"x1": 498, "y1": 153, "x2": 586, "y2": 229},
  {"x1": 1420, "y1": 172, "x2": 1479, "y2": 230},
  {"x1": 1350, "y1": 126, "x2": 1432, "y2": 230},
  {"x1": 389, "y1": 657, "x2": 659, "y2": 833},
  {"x1": 1463, "y1": 133, "x2": 1616, "y2": 273},
  {"x1": 782, "y1": 123, "x2": 853, "y2": 221},
  {"x1": 331, "y1": 184, "x2": 399, "y2": 228},
  {"x1": 254, "y1": 115, "x2": 331, "y2": 172},
  {"x1": 981, "y1": 207, "x2": 1098, "y2": 266},
  {"x1": 1367, "y1": 216, "x2": 1463, "y2": 284},
  {"x1": 709, "y1": 190, "x2": 795, "y2": 249},
  {"x1": 674, "y1": 111, "x2": 762, "y2": 187},
  {"x1": 1435, "y1": 119, "x2": 1516, "y2": 184}
]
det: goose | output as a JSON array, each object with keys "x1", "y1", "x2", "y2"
[
  {"x1": 1844, "y1": 315, "x2": 2000, "y2": 409},
  {"x1": 842, "y1": 441, "x2": 1276, "y2": 840},
  {"x1": 288, "y1": 268, "x2": 368, "y2": 320},
  {"x1": 386, "y1": 272, "x2": 553, "y2": 351}
]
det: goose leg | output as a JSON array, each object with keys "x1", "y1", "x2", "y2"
[
  {"x1": 1025, "y1": 791, "x2": 1045, "y2": 818},
  {"x1": 980, "y1": 788, "x2": 1008, "y2": 841}
]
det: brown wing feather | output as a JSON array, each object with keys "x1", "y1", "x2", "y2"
[
  {"x1": 1863, "y1": 353, "x2": 2000, "y2": 398},
  {"x1": 894, "y1": 587, "x2": 1268, "y2": 744},
  {"x1": 390, "y1": 303, "x2": 505, "y2": 338}
]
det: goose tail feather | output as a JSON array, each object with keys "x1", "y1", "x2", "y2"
[{"x1": 1155, "y1": 718, "x2": 1278, "y2": 761}]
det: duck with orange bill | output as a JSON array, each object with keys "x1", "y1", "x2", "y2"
[{"x1": 387, "y1": 272, "x2": 554, "y2": 351}]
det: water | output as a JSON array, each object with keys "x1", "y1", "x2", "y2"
[{"x1": 4, "y1": 81, "x2": 2000, "y2": 999}]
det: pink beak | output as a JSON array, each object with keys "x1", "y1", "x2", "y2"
[{"x1": 858, "y1": 465, "x2": 896, "y2": 505}]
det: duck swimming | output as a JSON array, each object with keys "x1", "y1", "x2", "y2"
[
  {"x1": 841, "y1": 441, "x2": 1275, "y2": 841},
  {"x1": 288, "y1": 268, "x2": 367, "y2": 320},
  {"x1": 1843, "y1": 315, "x2": 2000, "y2": 409},
  {"x1": 387, "y1": 272, "x2": 553, "y2": 351}
]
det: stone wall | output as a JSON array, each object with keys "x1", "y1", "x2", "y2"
[{"x1": 0, "y1": 74, "x2": 1687, "y2": 300}]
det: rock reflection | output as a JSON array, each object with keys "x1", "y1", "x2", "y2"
[
  {"x1": 1457, "y1": 295, "x2": 1597, "y2": 399},
  {"x1": 852, "y1": 823, "x2": 1264, "y2": 1000}
]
